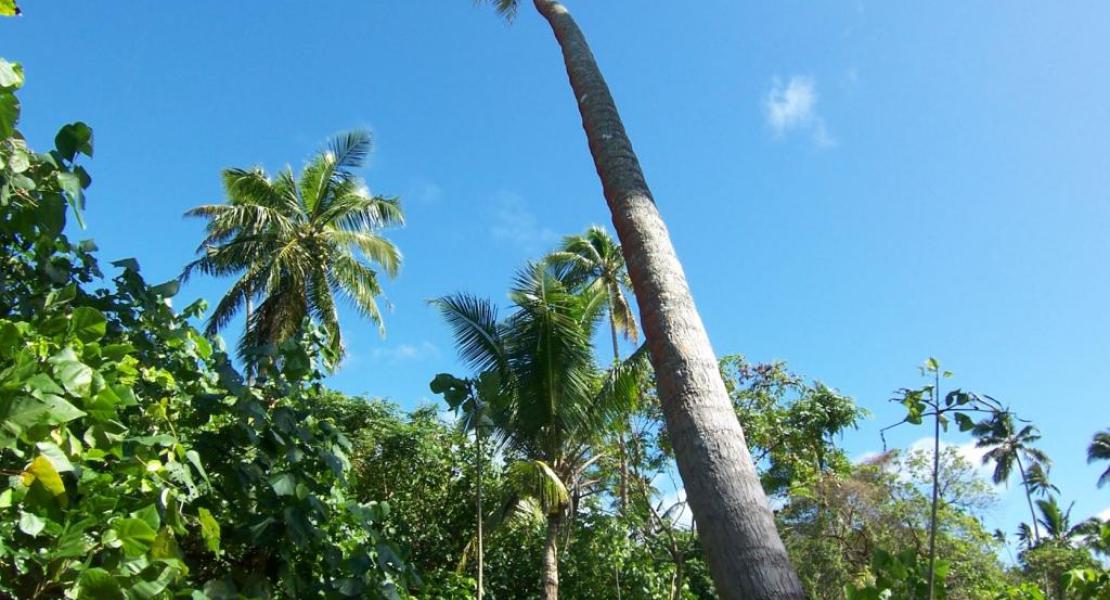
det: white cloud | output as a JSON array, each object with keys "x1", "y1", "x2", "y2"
[
  {"x1": 370, "y1": 341, "x2": 439, "y2": 364},
  {"x1": 490, "y1": 192, "x2": 558, "y2": 254},
  {"x1": 764, "y1": 75, "x2": 836, "y2": 147},
  {"x1": 408, "y1": 179, "x2": 443, "y2": 206},
  {"x1": 1098, "y1": 508, "x2": 1110, "y2": 522},
  {"x1": 908, "y1": 437, "x2": 992, "y2": 475}
]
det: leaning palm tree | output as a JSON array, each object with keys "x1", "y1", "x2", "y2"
[
  {"x1": 1088, "y1": 428, "x2": 1110, "y2": 488},
  {"x1": 547, "y1": 225, "x2": 638, "y2": 511},
  {"x1": 433, "y1": 263, "x2": 645, "y2": 600},
  {"x1": 476, "y1": 3, "x2": 804, "y2": 597},
  {"x1": 182, "y1": 130, "x2": 403, "y2": 369},
  {"x1": 974, "y1": 412, "x2": 1051, "y2": 541}
]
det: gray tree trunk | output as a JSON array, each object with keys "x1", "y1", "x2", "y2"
[
  {"x1": 542, "y1": 512, "x2": 561, "y2": 600},
  {"x1": 531, "y1": 2, "x2": 805, "y2": 597}
]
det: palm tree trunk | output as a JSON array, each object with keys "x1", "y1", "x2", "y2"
[
  {"x1": 1015, "y1": 455, "x2": 1041, "y2": 541},
  {"x1": 531, "y1": 2, "x2": 804, "y2": 598},
  {"x1": 245, "y1": 290, "x2": 255, "y2": 385},
  {"x1": 476, "y1": 426, "x2": 485, "y2": 600},
  {"x1": 608, "y1": 305, "x2": 630, "y2": 514},
  {"x1": 542, "y1": 511, "x2": 561, "y2": 600}
]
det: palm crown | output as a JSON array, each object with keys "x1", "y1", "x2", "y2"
[
  {"x1": 546, "y1": 225, "x2": 638, "y2": 362},
  {"x1": 182, "y1": 130, "x2": 403, "y2": 367},
  {"x1": 1088, "y1": 429, "x2": 1110, "y2": 488}
]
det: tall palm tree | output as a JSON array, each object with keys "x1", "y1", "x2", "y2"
[
  {"x1": 547, "y1": 225, "x2": 638, "y2": 511},
  {"x1": 433, "y1": 263, "x2": 644, "y2": 600},
  {"x1": 974, "y1": 413, "x2": 1051, "y2": 541},
  {"x1": 1088, "y1": 428, "x2": 1110, "y2": 488},
  {"x1": 477, "y1": 3, "x2": 804, "y2": 597},
  {"x1": 182, "y1": 130, "x2": 403, "y2": 369}
]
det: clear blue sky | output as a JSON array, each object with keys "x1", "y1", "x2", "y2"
[{"x1": 4, "y1": 1, "x2": 1108, "y2": 541}]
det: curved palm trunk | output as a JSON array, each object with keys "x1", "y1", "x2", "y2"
[
  {"x1": 1015, "y1": 455, "x2": 1041, "y2": 541},
  {"x1": 531, "y1": 2, "x2": 804, "y2": 598},
  {"x1": 542, "y1": 512, "x2": 562, "y2": 600}
]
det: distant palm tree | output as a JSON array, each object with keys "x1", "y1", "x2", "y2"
[
  {"x1": 547, "y1": 225, "x2": 638, "y2": 511},
  {"x1": 182, "y1": 130, "x2": 403, "y2": 369},
  {"x1": 1088, "y1": 428, "x2": 1110, "y2": 488},
  {"x1": 433, "y1": 263, "x2": 645, "y2": 600},
  {"x1": 974, "y1": 413, "x2": 1051, "y2": 541}
]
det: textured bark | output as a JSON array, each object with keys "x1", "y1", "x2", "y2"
[
  {"x1": 532, "y1": 2, "x2": 805, "y2": 597},
  {"x1": 542, "y1": 512, "x2": 561, "y2": 600}
]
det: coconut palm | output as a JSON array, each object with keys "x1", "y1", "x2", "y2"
[
  {"x1": 182, "y1": 130, "x2": 403, "y2": 369},
  {"x1": 433, "y1": 263, "x2": 645, "y2": 600},
  {"x1": 476, "y1": 3, "x2": 803, "y2": 596},
  {"x1": 974, "y1": 412, "x2": 1051, "y2": 541},
  {"x1": 547, "y1": 225, "x2": 638, "y2": 511},
  {"x1": 1088, "y1": 428, "x2": 1110, "y2": 488}
]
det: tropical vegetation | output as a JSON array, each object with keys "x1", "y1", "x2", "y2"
[{"x1": 2, "y1": 0, "x2": 1109, "y2": 597}]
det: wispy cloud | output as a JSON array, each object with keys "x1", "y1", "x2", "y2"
[
  {"x1": 490, "y1": 191, "x2": 558, "y2": 254},
  {"x1": 764, "y1": 75, "x2": 836, "y2": 147},
  {"x1": 370, "y1": 341, "x2": 439, "y2": 364}
]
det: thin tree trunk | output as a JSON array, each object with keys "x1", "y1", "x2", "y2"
[
  {"x1": 531, "y1": 2, "x2": 804, "y2": 598},
  {"x1": 927, "y1": 381, "x2": 941, "y2": 600},
  {"x1": 1015, "y1": 455, "x2": 1041, "y2": 541},
  {"x1": 1015, "y1": 455, "x2": 1049, "y2": 598},
  {"x1": 476, "y1": 427, "x2": 485, "y2": 600},
  {"x1": 245, "y1": 290, "x2": 255, "y2": 385},
  {"x1": 542, "y1": 511, "x2": 561, "y2": 600},
  {"x1": 608, "y1": 304, "x2": 630, "y2": 513}
]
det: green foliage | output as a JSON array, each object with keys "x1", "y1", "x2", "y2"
[
  {"x1": 0, "y1": 70, "x2": 411, "y2": 598},
  {"x1": 182, "y1": 129, "x2": 404, "y2": 369},
  {"x1": 719, "y1": 355, "x2": 864, "y2": 495},
  {"x1": 846, "y1": 548, "x2": 948, "y2": 600}
]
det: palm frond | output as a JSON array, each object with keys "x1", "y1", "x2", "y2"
[
  {"x1": 506, "y1": 459, "x2": 569, "y2": 515},
  {"x1": 432, "y1": 293, "x2": 505, "y2": 375}
]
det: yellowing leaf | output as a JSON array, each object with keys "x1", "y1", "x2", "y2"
[{"x1": 23, "y1": 454, "x2": 67, "y2": 505}]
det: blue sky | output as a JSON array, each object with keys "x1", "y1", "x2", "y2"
[{"x1": 4, "y1": 1, "x2": 1108, "y2": 543}]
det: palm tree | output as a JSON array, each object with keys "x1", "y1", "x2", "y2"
[
  {"x1": 1088, "y1": 428, "x2": 1110, "y2": 488},
  {"x1": 477, "y1": 3, "x2": 804, "y2": 597},
  {"x1": 974, "y1": 412, "x2": 1051, "y2": 541},
  {"x1": 547, "y1": 225, "x2": 638, "y2": 511},
  {"x1": 182, "y1": 130, "x2": 403, "y2": 369},
  {"x1": 433, "y1": 263, "x2": 644, "y2": 600}
]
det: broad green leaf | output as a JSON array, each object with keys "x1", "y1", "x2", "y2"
[
  {"x1": 78, "y1": 567, "x2": 125, "y2": 600},
  {"x1": 186, "y1": 449, "x2": 209, "y2": 484},
  {"x1": 0, "y1": 1, "x2": 19, "y2": 17},
  {"x1": 129, "y1": 561, "x2": 182, "y2": 600},
  {"x1": 110, "y1": 517, "x2": 157, "y2": 557},
  {"x1": 26, "y1": 373, "x2": 64, "y2": 397},
  {"x1": 56, "y1": 171, "x2": 86, "y2": 228},
  {"x1": 70, "y1": 306, "x2": 107, "y2": 342},
  {"x1": 18, "y1": 511, "x2": 45, "y2": 536},
  {"x1": 269, "y1": 472, "x2": 296, "y2": 496},
  {"x1": 131, "y1": 504, "x2": 161, "y2": 530},
  {"x1": 36, "y1": 441, "x2": 74, "y2": 472},
  {"x1": 111, "y1": 257, "x2": 141, "y2": 272},
  {"x1": 55, "y1": 121, "x2": 93, "y2": 161},
  {"x1": 150, "y1": 279, "x2": 180, "y2": 298},
  {"x1": 150, "y1": 527, "x2": 181, "y2": 559},
  {"x1": 0, "y1": 59, "x2": 23, "y2": 89},
  {"x1": 0, "y1": 488, "x2": 11, "y2": 508},
  {"x1": 197, "y1": 507, "x2": 220, "y2": 554},
  {"x1": 4, "y1": 394, "x2": 86, "y2": 431},
  {"x1": 50, "y1": 348, "x2": 94, "y2": 396},
  {"x1": 925, "y1": 357, "x2": 939, "y2": 371},
  {"x1": 0, "y1": 90, "x2": 18, "y2": 137},
  {"x1": 955, "y1": 412, "x2": 975, "y2": 432}
]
